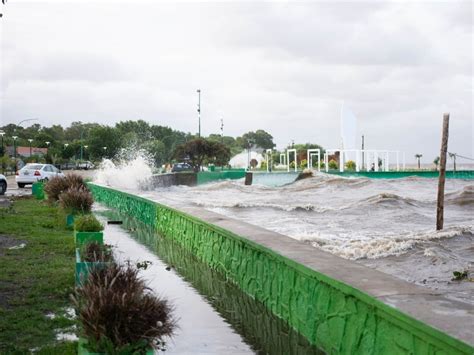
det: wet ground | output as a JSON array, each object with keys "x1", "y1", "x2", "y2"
[{"x1": 96, "y1": 206, "x2": 323, "y2": 355}]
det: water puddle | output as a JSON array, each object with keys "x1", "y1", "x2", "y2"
[{"x1": 96, "y1": 207, "x2": 323, "y2": 354}]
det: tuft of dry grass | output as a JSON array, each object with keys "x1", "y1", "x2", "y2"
[
  {"x1": 81, "y1": 242, "x2": 113, "y2": 262},
  {"x1": 72, "y1": 264, "x2": 175, "y2": 353},
  {"x1": 44, "y1": 173, "x2": 87, "y2": 202},
  {"x1": 59, "y1": 186, "x2": 94, "y2": 214}
]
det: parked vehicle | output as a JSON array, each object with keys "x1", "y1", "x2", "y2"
[
  {"x1": 61, "y1": 162, "x2": 77, "y2": 170},
  {"x1": 171, "y1": 163, "x2": 193, "y2": 172},
  {"x1": 0, "y1": 174, "x2": 7, "y2": 195},
  {"x1": 16, "y1": 163, "x2": 65, "y2": 188},
  {"x1": 77, "y1": 161, "x2": 95, "y2": 170}
]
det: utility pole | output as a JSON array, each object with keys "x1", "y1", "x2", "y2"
[
  {"x1": 28, "y1": 139, "x2": 33, "y2": 158},
  {"x1": 0, "y1": 131, "x2": 5, "y2": 156},
  {"x1": 436, "y1": 113, "x2": 449, "y2": 231},
  {"x1": 220, "y1": 118, "x2": 224, "y2": 144},
  {"x1": 80, "y1": 128, "x2": 84, "y2": 161},
  {"x1": 197, "y1": 89, "x2": 201, "y2": 138},
  {"x1": 361, "y1": 134, "x2": 365, "y2": 170},
  {"x1": 12, "y1": 136, "x2": 18, "y2": 173}
]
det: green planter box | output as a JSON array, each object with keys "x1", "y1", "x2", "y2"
[
  {"x1": 75, "y1": 249, "x2": 111, "y2": 286},
  {"x1": 74, "y1": 231, "x2": 103, "y2": 246},
  {"x1": 78, "y1": 337, "x2": 154, "y2": 355},
  {"x1": 32, "y1": 182, "x2": 45, "y2": 200},
  {"x1": 66, "y1": 214, "x2": 75, "y2": 228}
]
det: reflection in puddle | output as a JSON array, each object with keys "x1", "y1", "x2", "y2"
[{"x1": 97, "y1": 208, "x2": 323, "y2": 355}]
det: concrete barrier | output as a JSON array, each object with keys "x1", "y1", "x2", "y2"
[{"x1": 88, "y1": 183, "x2": 474, "y2": 354}]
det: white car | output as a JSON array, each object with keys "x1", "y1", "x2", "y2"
[
  {"x1": 77, "y1": 161, "x2": 95, "y2": 170},
  {"x1": 16, "y1": 163, "x2": 65, "y2": 188},
  {"x1": 0, "y1": 174, "x2": 7, "y2": 195}
]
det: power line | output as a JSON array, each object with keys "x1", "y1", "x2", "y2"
[{"x1": 448, "y1": 152, "x2": 474, "y2": 161}]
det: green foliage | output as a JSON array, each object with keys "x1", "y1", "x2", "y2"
[
  {"x1": 451, "y1": 270, "x2": 468, "y2": 281},
  {"x1": 0, "y1": 197, "x2": 77, "y2": 353},
  {"x1": 345, "y1": 160, "x2": 356, "y2": 170},
  {"x1": 240, "y1": 130, "x2": 275, "y2": 150},
  {"x1": 74, "y1": 214, "x2": 104, "y2": 232},
  {"x1": 143, "y1": 139, "x2": 166, "y2": 166},
  {"x1": 328, "y1": 159, "x2": 338, "y2": 170},
  {"x1": 300, "y1": 159, "x2": 308, "y2": 169},
  {"x1": 260, "y1": 160, "x2": 267, "y2": 170},
  {"x1": 173, "y1": 138, "x2": 231, "y2": 168}
]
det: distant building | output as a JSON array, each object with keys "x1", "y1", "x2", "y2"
[{"x1": 6, "y1": 146, "x2": 48, "y2": 158}]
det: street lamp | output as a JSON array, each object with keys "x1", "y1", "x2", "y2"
[
  {"x1": 12, "y1": 136, "x2": 18, "y2": 172},
  {"x1": 64, "y1": 143, "x2": 69, "y2": 148},
  {"x1": 197, "y1": 89, "x2": 201, "y2": 138},
  {"x1": 0, "y1": 130, "x2": 5, "y2": 156},
  {"x1": 28, "y1": 139, "x2": 33, "y2": 158},
  {"x1": 103, "y1": 146, "x2": 107, "y2": 158}
]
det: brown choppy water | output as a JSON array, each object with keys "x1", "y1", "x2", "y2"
[{"x1": 138, "y1": 174, "x2": 474, "y2": 304}]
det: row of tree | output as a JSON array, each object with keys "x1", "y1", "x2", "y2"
[{"x1": 0, "y1": 120, "x2": 278, "y2": 168}]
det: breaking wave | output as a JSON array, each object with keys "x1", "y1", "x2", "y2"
[{"x1": 299, "y1": 226, "x2": 473, "y2": 260}]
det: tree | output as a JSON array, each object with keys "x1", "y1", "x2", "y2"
[
  {"x1": 206, "y1": 141, "x2": 231, "y2": 167},
  {"x1": 173, "y1": 138, "x2": 230, "y2": 170},
  {"x1": 116, "y1": 120, "x2": 152, "y2": 142},
  {"x1": 433, "y1": 156, "x2": 440, "y2": 171},
  {"x1": 87, "y1": 126, "x2": 122, "y2": 160},
  {"x1": 239, "y1": 130, "x2": 275, "y2": 150},
  {"x1": 144, "y1": 140, "x2": 166, "y2": 167},
  {"x1": 415, "y1": 154, "x2": 423, "y2": 169}
]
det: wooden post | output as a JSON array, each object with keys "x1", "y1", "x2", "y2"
[{"x1": 436, "y1": 113, "x2": 449, "y2": 230}]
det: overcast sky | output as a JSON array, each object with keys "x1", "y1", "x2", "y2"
[{"x1": 0, "y1": 1, "x2": 472, "y2": 161}]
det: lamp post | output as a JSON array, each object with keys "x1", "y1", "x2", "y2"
[
  {"x1": 103, "y1": 146, "x2": 107, "y2": 158},
  {"x1": 220, "y1": 117, "x2": 224, "y2": 144},
  {"x1": 12, "y1": 136, "x2": 18, "y2": 172},
  {"x1": 0, "y1": 131, "x2": 5, "y2": 156},
  {"x1": 28, "y1": 139, "x2": 33, "y2": 158},
  {"x1": 197, "y1": 89, "x2": 201, "y2": 138}
]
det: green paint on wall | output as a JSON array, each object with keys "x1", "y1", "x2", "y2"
[{"x1": 88, "y1": 183, "x2": 474, "y2": 355}]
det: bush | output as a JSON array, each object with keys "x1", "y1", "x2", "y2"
[
  {"x1": 45, "y1": 173, "x2": 86, "y2": 202},
  {"x1": 300, "y1": 159, "x2": 308, "y2": 169},
  {"x1": 59, "y1": 186, "x2": 94, "y2": 214},
  {"x1": 328, "y1": 159, "x2": 338, "y2": 170},
  {"x1": 345, "y1": 160, "x2": 356, "y2": 170},
  {"x1": 81, "y1": 242, "x2": 113, "y2": 262},
  {"x1": 74, "y1": 214, "x2": 103, "y2": 232},
  {"x1": 72, "y1": 264, "x2": 175, "y2": 353}
]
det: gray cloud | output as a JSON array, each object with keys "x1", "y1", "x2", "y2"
[{"x1": 0, "y1": 1, "x2": 472, "y2": 161}]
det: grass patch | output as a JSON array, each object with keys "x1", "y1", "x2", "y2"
[{"x1": 0, "y1": 197, "x2": 77, "y2": 354}]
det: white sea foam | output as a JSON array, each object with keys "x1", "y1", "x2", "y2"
[
  {"x1": 297, "y1": 225, "x2": 473, "y2": 260},
  {"x1": 94, "y1": 149, "x2": 154, "y2": 190}
]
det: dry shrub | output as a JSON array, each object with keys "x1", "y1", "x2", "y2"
[
  {"x1": 72, "y1": 264, "x2": 175, "y2": 353},
  {"x1": 45, "y1": 173, "x2": 87, "y2": 202},
  {"x1": 59, "y1": 186, "x2": 94, "y2": 214},
  {"x1": 81, "y1": 242, "x2": 113, "y2": 262}
]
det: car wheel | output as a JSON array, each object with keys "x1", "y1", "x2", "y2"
[
  {"x1": 18, "y1": 183, "x2": 25, "y2": 188},
  {"x1": 0, "y1": 181, "x2": 6, "y2": 195}
]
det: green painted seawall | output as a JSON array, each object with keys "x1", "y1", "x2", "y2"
[{"x1": 88, "y1": 183, "x2": 473, "y2": 354}]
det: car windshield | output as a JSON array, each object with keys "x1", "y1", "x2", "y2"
[{"x1": 23, "y1": 164, "x2": 43, "y2": 170}]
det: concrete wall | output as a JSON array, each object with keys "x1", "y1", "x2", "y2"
[
  {"x1": 88, "y1": 183, "x2": 474, "y2": 354},
  {"x1": 146, "y1": 173, "x2": 197, "y2": 189}
]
